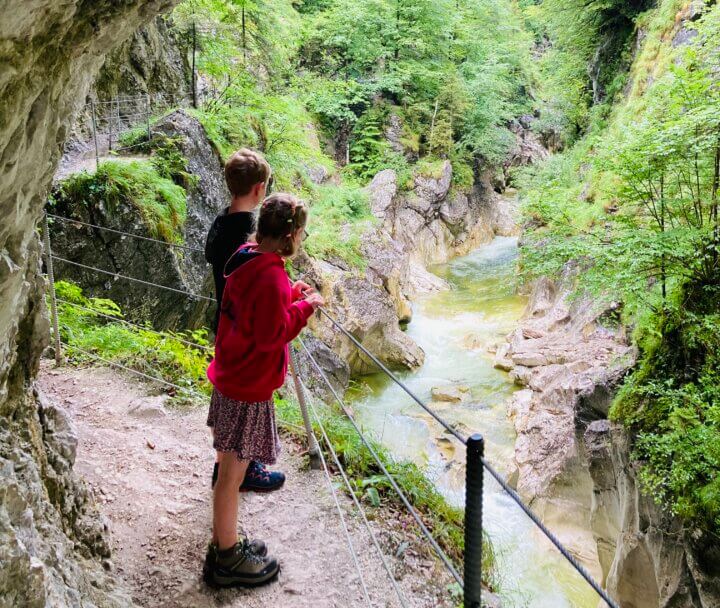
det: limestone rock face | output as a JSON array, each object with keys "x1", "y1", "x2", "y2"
[
  {"x1": 292, "y1": 334, "x2": 351, "y2": 401},
  {"x1": 366, "y1": 164, "x2": 505, "y2": 272},
  {"x1": 94, "y1": 17, "x2": 190, "y2": 105},
  {"x1": 299, "y1": 254, "x2": 425, "y2": 375},
  {"x1": 585, "y1": 422, "x2": 720, "y2": 608},
  {"x1": 50, "y1": 110, "x2": 223, "y2": 330},
  {"x1": 0, "y1": 0, "x2": 177, "y2": 604},
  {"x1": 339, "y1": 159, "x2": 517, "y2": 375},
  {"x1": 500, "y1": 273, "x2": 634, "y2": 585},
  {"x1": 502, "y1": 275, "x2": 634, "y2": 502}
]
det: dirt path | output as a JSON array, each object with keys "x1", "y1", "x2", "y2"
[
  {"x1": 54, "y1": 152, "x2": 150, "y2": 181},
  {"x1": 37, "y1": 363, "x2": 454, "y2": 608}
]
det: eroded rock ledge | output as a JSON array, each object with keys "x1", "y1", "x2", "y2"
[
  {"x1": 304, "y1": 161, "x2": 517, "y2": 376},
  {"x1": 499, "y1": 274, "x2": 720, "y2": 606},
  {"x1": 498, "y1": 276, "x2": 634, "y2": 500}
]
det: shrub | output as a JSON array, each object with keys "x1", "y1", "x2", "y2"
[{"x1": 53, "y1": 160, "x2": 187, "y2": 244}]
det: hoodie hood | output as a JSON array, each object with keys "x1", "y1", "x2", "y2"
[{"x1": 223, "y1": 244, "x2": 284, "y2": 288}]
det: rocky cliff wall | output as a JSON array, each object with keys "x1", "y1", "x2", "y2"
[
  {"x1": 303, "y1": 160, "x2": 517, "y2": 376},
  {"x1": 586, "y1": 421, "x2": 720, "y2": 608},
  {"x1": 499, "y1": 275, "x2": 720, "y2": 606},
  {"x1": 63, "y1": 15, "x2": 191, "y2": 157},
  {"x1": 51, "y1": 110, "x2": 224, "y2": 331},
  {"x1": 496, "y1": 274, "x2": 633, "y2": 580},
  {"x1": 0, "y1": 1, "x2": 176, "y2": 605}
]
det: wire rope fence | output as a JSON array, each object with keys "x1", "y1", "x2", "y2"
[{"x1": 41, "y1": 209, "x2": 620, "y2": 608}]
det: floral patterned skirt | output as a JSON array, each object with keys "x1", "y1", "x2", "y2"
[{"x1": 206, "y1": 389, "x2": 281, "y2": 464}]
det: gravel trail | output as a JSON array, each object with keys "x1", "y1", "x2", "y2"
[{"x1": 37, "y1": 363, "x2": 454, "y2": 608}]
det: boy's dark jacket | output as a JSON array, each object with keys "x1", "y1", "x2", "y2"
[
  {"x1": 207, "y1": 245, "x2": 314, "y2": 402},
  {"x1": 204, "y1": 209, "x2": 255, "y2": 332}
]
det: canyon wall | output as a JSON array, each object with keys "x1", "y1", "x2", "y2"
[
  {"x1": 500, "y1": 276, "x2": 720, "y2": 607},
  {"x1": 0, "y1": 1, "x2": 177, "y2": 604}
]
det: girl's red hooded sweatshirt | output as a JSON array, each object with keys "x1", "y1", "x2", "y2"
[{"x1": 207, "y1": 246, "x2": 314, "y2": 402}]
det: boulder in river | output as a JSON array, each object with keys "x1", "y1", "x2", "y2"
[{"x1": 431, "y1": 385, "x2": 470, "y2": 403}]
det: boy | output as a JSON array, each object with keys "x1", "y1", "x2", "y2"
[{"x1": 205, "y1": 148, "x2": 285, "y2": 494}]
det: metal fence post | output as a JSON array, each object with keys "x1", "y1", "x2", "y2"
[
  {"x1": 90, "y1": 99, "x2": 100, "y2": 170},
  {"x1": 191, "y1": 21, "x2": 198, "y2": 109},
  {"x1": 464, "y1": 433, "x2": 484, "y2": 608},
  {"x1": 288, "y1": 345, "x2": 322, "y2": 470},
  {"x1": 145, "y1": 94, "x2": 151, "y2": 140},
  {"x1": 42, "y1": 214, "x2": 63, "y2": 366}
]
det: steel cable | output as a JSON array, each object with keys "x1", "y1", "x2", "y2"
[
  {"x1": 298, "y1": 337, "x2": 463, "y2": 586},
  {"x1": 51, "y1": 256, "x2": 214, "y2": 302},
  {"x1": 47, "y1": 213, "x2": 206, "y2": 254},
  {"x1": 317, "y1": 308, "x2": 466, "y2": 444},
  {"x1": 315, "y1": 312, "x2": 618, "y2": 606},
  {"x1": 298, "y1": 366, "x2": 409, "y2": 608},
  {"x1": 56, "y1": 298, "x2": 214, "y2": 353},
  {"x1": 60, "y1": 341, "x2": 207, "y2": 398},
  {"x1": 305, "y1": 409, "x2": 374, "y2": 607},
  {"x1": 480, "y1": 459, "x2": 618, "y2": 608}
]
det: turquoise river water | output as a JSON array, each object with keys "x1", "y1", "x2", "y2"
[{"x1": 348, "y1": 236, "x2": 598, "y2": 607}]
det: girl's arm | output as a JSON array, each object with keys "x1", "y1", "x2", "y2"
[{"x1": 252, "y1": 277, "x2": 314, "y2": 352}]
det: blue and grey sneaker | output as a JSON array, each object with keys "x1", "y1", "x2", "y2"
[
  {"x1": 240, "y1": 460, "x2": 286, "y2": 493},
  {"x1": 211, "y1": 461, "x2": 286, "y2": 493}
]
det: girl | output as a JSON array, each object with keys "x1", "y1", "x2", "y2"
[{"x1": 205, "y1": 193, "x2": 323, "y2": 587}]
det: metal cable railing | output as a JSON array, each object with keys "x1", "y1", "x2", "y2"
[
  {"x1": 51, "y1": 256, "x2": 214, "y2": 302},
  {"x1": 301, "y1": 400, "x2": 374, "y2": 607},
  {"x1": 298, "y1": 338, "x2": 464, "y2": 587},
  {"x1": 47, "y1": 214, "x2": 206, "y2": 254},
  {"x1": 56, "y1": 298, "x2": 213, "y2": 353},
  {"x1": 299, "y1": 367, "x2": 409, "y2": 608},
  {"x1": 318, "y1": 308, "x2": 466, "y2": 444},
  {"x1": 317, "y1": 308, "x2": 619, "y2": 608},
  {"x1": 42, "y1": 210, "x2": 620, "y2": 608}
]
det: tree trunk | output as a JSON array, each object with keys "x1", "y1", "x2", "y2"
[{"x1": 242, "y1": 6, "x2": 247, "y2": 64}]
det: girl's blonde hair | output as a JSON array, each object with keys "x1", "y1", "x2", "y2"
[{"x1": 256, "y1": 193, "x2": 308, "y2": 257}]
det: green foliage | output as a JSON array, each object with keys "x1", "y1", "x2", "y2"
[
  {"x1": 303, "y1": 182, "x2": 374, "y2": 266},
  {"x1": 300, "y1": 0, "x2": 535, "y2": 169},
  {"x1": 347, "y1": 108, "x2": 410, "y2": 182},
  {"x1": 173, "y1": 0, "x2": 300, "y2": 80},
  {"x1": 611, "y1": 285, "x2": 720, "y2": 532},
  {"x1": 150, "y1": 135, "x2": 200, "y2": 191},
  {"x1": 521, "y1": 0, "x2": 654, "y2": 145},
  {"x1": 52, "y1": 160, "x2": 187, "y2": 244},
  {"x1": 53, "y1": 281, "x2": 212, "y2": 400},
  {"x1": 520, "y1": 2, "x2": 720, "y2": 533}
]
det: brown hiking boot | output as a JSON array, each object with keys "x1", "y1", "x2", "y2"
[
  {"x1": 210, "y1": 542, "x2": 279, "y2": 588},
  {"x1": 202, "y1": 539, "x2": 268, "y2": 585}
]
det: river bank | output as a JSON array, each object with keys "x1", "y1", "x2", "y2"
[{"x1": 349, "y1": 236, "x2": 602, "y2": 607}]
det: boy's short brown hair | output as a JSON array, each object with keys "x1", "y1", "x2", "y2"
[{"x1": 224, "y1": 148, "x2": 270, "y2": 197}]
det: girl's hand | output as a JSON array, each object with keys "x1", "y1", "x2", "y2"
[
  {"x1": 291, "y1": 280, "x2": 315, "y2": 301},
  {"x1": 292, "y1": 280, "x2": 314, "y2": 294},
  {"x1": 304, "y1": 292, "x2": 325, "y2": 310}
]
